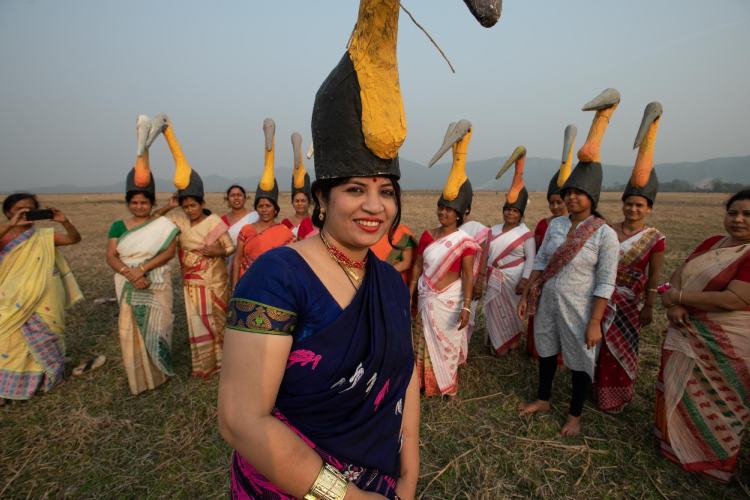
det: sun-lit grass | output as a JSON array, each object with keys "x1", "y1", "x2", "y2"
[{"x1": 1, "y1": 191, "x2": 747, "y2": 498}]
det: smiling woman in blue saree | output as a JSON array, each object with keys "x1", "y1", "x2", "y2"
[{"x1": 219, "y1": 175, "x2": 419, "y2": 499}]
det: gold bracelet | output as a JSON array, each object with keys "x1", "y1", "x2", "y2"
[
  {"x1": 139, "y1": 264, "x2": 146, "y2": 273},
  {"x1": 118, "y1": 266, "x2": 127, "y2": 274},
  {"x1": 304, "y1": 463, "x2": 349, "y2": 500},
  {"x1": 678, "y1": 289, "x2": 684, "y2": 305},
  {"x1": 647, "y1": 288, "x2": 658, "y2": 293}
]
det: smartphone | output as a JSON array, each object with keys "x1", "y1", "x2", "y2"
[{"x1": 24, "y1": 209, "x2": 54, "y2": 221}]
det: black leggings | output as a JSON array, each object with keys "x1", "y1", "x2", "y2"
[{"x1": 537, "y1": 355, "x2": 591, "y2": 417}]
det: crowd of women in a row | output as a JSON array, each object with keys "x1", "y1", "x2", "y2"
[
  {"x1": 3, "y1": 174, "x2": 749, "y2": 486},
  {"x1": 2, "y1": 108, "x2": 749, "y2": 494}
]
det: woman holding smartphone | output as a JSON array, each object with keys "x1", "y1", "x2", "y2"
[{"x1": 0, "y1": 192, "x2": 83, "y2": 405}]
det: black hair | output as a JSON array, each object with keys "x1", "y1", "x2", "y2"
[
  {"x1": 178, "y1": 195, "x2": 212, "y2": 216},
  {"x1": 502, "y1": 203, "x2": 525, "y2": 219},
  {"x1": 225, "y1": 184, "x2": 246, "y2": 198},
  {"x1": 725, "y1": 189, "x2": 750, "y2": 210},
  {"x1": 254, "y1": 196, "x2": 280, "y2": 217},
  {"x1": 125, "y1": 190, "x2": 156, "y2": 205},
  {"x1": 561, "y1": 188, "x2": 605, "y2": 220},
  {"x1": 3, "y1": 192, "x2": 39, "y2": 218},
  {"x1": 621, "y1": 193, "x2": 654, "y2": 208},
  {"x1": 436, "y1": 201, "x2": 466, "y2": 227},
  {"x1": 292, "y1": 190, "x2": 312, "y2": 203},
  {"x1": 311, "y1": 176, "x2": 402, "y2": 245},
  {"x1": 178, "y1": 194, "x2": 204, "y2": 205}
]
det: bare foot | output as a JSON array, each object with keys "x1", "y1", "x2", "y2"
[
  {"x1": 560, "y1": 415, "x2": 582, "y2": 436},
  {"x1": 519, "y1": 399, "x2": 550, "y2": 416}
]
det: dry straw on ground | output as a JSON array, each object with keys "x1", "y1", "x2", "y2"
[{"x1": 1, "y1": 191, "x2": 747, "y2": 498}]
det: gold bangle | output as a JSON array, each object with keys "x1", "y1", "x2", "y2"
[
  {"x1": 678, "y1": 289, "x2": 684, "y2": 305},
  {"x1": 118, "y1": 266, "x2": 127, "y2": 274},
  {"x1": 139, "y1": 264, "x2": 146, "y2": 273},
  {"x1": 647, "y1": 288, "x2": 658, "y2": 293},
  {"x1": 304, "y1": 463, "x2": 349, "y2": 500}
]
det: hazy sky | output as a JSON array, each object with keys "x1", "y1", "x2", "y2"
[{"x1": 1, "y1": 0, "x2": 748, "y2": 190}]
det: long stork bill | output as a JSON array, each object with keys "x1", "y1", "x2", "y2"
[
  {"x1": 162, "y1": 116, "x2": 193, "y2": 190},
  {"x1": 291, "y1": 132, "x2": 307, "y2": 190},
  {"x1": 581, "y1": 88, "x2": 621, "y2": 111},
  {"x1": 348, "y1": 0, "x2": 405, "y2": 160},
  {"x1": 347, "y1": 0, "x2": 501, "y2": 162},
  {"x1": 631, "y1": 102, "x2": 663, "y2": 187},
  {"x1": 463, "y1": 0, "x2": 502, "y2": 27},
  {"x1": 496, "y1": 145, "x2": 526, "y2": 179},
  {"x1": 497, "y1": 145, "x2": 527, "y2": 204},
  {"x1": 428, "y1": 120, "x2": 471, "y2": 167},
  {"x1": 578, "y1": 88, "x2": 621, "y2": 162},
  {"x1": 557, "y1": 124, "x2": 577, "y2": 188},
  {"x1": 428, "y1": 119, "x2": 473, "y2": 201},
  {"x1": 134, "y1": 115, "x2": 153, "y2": 188},
  {"x1": 147, "y1": 113, "x2": 168, "y2": 148},
  {"x1": 259, "y1": 118, "x2": 276, "y2": 192}
]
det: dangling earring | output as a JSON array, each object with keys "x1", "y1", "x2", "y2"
[{"x1": 318, "y1": 208, "x2": 326, "y2": 222}]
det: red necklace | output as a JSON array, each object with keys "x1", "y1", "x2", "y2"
[{"x1": 320, "y1": 231, "x2": 367, "y2": 269}]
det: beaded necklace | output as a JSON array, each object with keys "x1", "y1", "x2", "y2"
[{"x1": 319, "y1": 231, "x2": 367, "y2": 289}]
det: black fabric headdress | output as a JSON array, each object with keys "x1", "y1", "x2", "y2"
[{"x1": 561, "y1": 161, "x2": 603, "y2": 209}]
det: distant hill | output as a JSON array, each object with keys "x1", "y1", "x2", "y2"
[{"x1": 10, "y1": 156, "x2": 750, "y2": 194}]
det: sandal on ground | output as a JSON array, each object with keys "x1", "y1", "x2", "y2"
[{"x1": 72, "y1": 355, "x2": 106, "y2": 376}]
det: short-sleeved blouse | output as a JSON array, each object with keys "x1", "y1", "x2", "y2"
[
  {"x1": 108, "y1": 219, "x2": 127, "y2": 239},
  {"x1": 228, "y1": 246, "x2": 342, "y2": 341}
]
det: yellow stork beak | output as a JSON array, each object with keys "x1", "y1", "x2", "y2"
[
  {"x1": 259, "y1": 118, "x2": 276, "y2": 192},
  {"x1": 291, "y1": 132, "x2": 307, "y2": 190},
  {"x1": 558, "y1": 124, "x2": 577, "y2": 188},
  {"x1": 428, "y1": 119, "x2": 472, "y2": 167},
  {"x1": 162, "y1": 115, "x2": 193, "y2": 190}
]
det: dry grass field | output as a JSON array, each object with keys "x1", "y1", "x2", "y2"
[{"x1": 1, "y1": 191, "x2": 748, "y2": 499}]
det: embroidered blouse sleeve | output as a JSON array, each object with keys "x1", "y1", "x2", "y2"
[
  {"x1": 522, "y1": 236, "x2": 536, "y2": 279},
  {"x1": 227, "y1": 251, "x2": 299, "y2": 336},
  {"x1": 592, "y1": 225, "x2": 619, "y2": 299}
]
